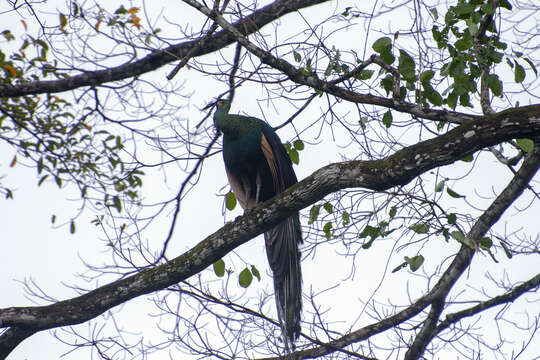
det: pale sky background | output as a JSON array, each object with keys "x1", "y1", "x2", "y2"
[{"x1": 1, "y1": 1, "x2": 539, "y2": 359}]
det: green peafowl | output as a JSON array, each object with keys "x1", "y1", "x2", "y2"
[{"x1": 213, "y1": 99, "x2": 303, "y2": 350}]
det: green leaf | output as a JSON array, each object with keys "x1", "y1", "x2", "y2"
[
  {"x1": 382, "y1": 110, "x2": 393, "y2": 128},
  {"x1": 380, "y1": 51, "x2": 395, "y2": 65},
  {"x1": 481, "y1": 3, "x2": 495, "y2": 15},
  {"x1": 500, "y1": 241, "x2": 513, "y2": 258},
  {"x1": 428, "y1": 7, "x2": 438, "y2": 20},
  {"x1": 479, "y1": 237, "x2": 492, "y2": 250},
  {"x1": 450, "y1": 230, "x2": 463, "y2": 241},
  {"x1": 409, "y1": 223, "x2": 429, "y2": 234},
  {"x1": 423, "y1": 85, "x2": 443, "y2": 106},
  {"x1": 239, "y1": 268, "x2": 253, "y2": 288},
  {"x1": 514, "y1": 62, "x2": 525, "y2": 83},
  {"x1": 459, "y1": 93, "x2": 472, "y2": 108},
  {"x1": 454, "y1": 2, "x2": 474, "y2": 16},
  {"x1": 341, "y1": 6, "x2": 351, "y2": 16},
  {"x1": 226, "y1": 191, "x2": 237, "y2": 210},
  {"x1": 308, "y1": 205, "x2": 321, "y2": 224},
  {"x1": 447, "y1": 213, "x2": 457, "y2": 225},
  {"x1": 323, "y1": 202, "x2": 333, "y2": 214},
  {"x1": 486, "y1": 248, "x2": 499, "y2": 263},
  {"x1": 486, "y1": 74, "x2": 502, "y2": 96},
  {"x1": 406, "y1": 255, "x2": 424, "y2": 272},
  {"x1": 447, "y1": 187, "x2": 465, "y2": 198},
  {"x1": 420, "y1": 70, "x2": 435, "y2": 84},
  {"x1": 466, "y1": 18, "x2": 478, "y2": 36},
  {"x1": 442, "y1": 228, "x2": 450, "y2": 241},
  {"x1": 355, "y1": 69, "x2": 374, "y2": 80},
  {"x1": 372, "y1": 37, "x2": 392, "y2": 54},
  {"x1": 450, "y1": 230, "x2": 465, "y2": 242},
  {"x1": 112, "y1": 195, "x2": 122, "y2": 213},
  {"x1": 38, "y1": 175, "x2": 49, "y2": 186},
  {"x1": 70, "y1": 219, "x2": 76, "y2": 234},
  {"x1": 522, "y1": 57, "x2": 537, "y2": 76},
  {"x1": 213, "y1": 259, "x2": 225, "y2": 277},
  {"x1": 361, "y1": 239, "x2": 375, "y2": 249},
  {"x1": 392, "y1": 261, "x2": 408, "y2": 273},
  {"x1": 293, "y1": 139, "x2": 304, "y2": 151},
  {"x1": 448, "y1": 59, "x2": 466, "y2": 78},
  {"x1": 359, "y1": 225, "x2": 379, "y2": 239},
  {"x1": 380, "y1": 75, "x2": 393, "y2": 94},
  {"x1": 289, "y1": 148, "x2": 299, "y2": 164},
  {"x1": 446, "y1": 91, "x2": 458, "y2": 109},
  {"x1": 454, "y1": 31, "x2": 473, "y2": 51},
  {"x1": 451, "y1": 230, "x2": 473, "y2": 247},
  {"x1": 251, "y1": 265, "x2": 261, "y2": 281},
  {"x1": 498, "y1": 0, "x2": 512, "y2": 10},
  {"x1": 398, "y1": 49, "x2": 416, "y2": 82},
  {"x1": 360, "y1": 225, "x2": 380, "y2": 249},
  {"x1": 342, "y1": 211, "x2": 350, "y2": 225},
  {"x1": 115, "y1": 5, "x2": 128, "y2": 14},
  {"x1": 435, "y1": 180, "x2": 445, "y2": 192},
  {"x1": 516, "y1": 138, "x2": 534, "y2": 153},
  {"x1": 323, "y1": 221, "x2": 333, "y2": 239},
  {"x1": 389, "y1": 206, "x2": 397, "y2": 218},
  {"x1": 283, "y1": 142, "x2": 292, "y2": 151},
  {"x1": 293, "y1": 50, "x2": 301, "y2": 63},
  {"x1": 55, "y1": 175, "x2": 63, "y2": 188}
]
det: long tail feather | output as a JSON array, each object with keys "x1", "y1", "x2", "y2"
[{"x1": 264, "y1": 213, "x2": 303, "y2": 350}]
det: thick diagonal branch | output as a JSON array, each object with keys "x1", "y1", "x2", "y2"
[{"x1": 0, "y1": 105, "x2": 539, "y2": 356}]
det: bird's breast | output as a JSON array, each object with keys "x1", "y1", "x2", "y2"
[{"x1": 222, "y1": 132, "x2": 264, "y2": 169}]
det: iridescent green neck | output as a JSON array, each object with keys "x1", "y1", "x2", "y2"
[{"x1": 213, "y1": 100, "x2": 233, "y2": 133}]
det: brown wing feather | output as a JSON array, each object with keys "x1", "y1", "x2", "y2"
[
  {"x1": 261, "y1": 133, "x2": 280, "y2": 192},
  {"x1": 225, "y1": 167, "x2": 251, "y2": 210}
]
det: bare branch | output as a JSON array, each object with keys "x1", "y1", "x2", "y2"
[
  {"x1": 0, "y1": 0, "x2": 330, "y2": 98},
  {"x1": 405, "y1": 141, "x2": 540, "y2": 359}
]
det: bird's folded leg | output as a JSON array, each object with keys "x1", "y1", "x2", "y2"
[{"x1": 255, "y1": 173, "x2": 262, "y2": 205}]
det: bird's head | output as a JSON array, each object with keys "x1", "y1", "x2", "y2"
[
  {"x1": 213, "y1": 98, "x2": 233, "y2": 132},
  {"x1": 215, "y1": 99, "x2": 231, "y2": 114}
]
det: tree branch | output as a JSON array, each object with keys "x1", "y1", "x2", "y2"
[
  {"x1": 0, "y1": 328, "x2": 36, "y2": 359},
  {"x1": 405, "y1": 139, "x2": 540, "y2": 360},
  {"x1": 0, "y1": 0, "x2": 329, "y2": 98},
  {"x1": 264, "y1": 113, "x2": 540, "y2": 360},
  {"x1": 434, "y1": 272, "x2": 540, "y2": 337},
  {"x1": 1, "y1": 105, "x2": 539, "y2": 356},
  {"x1": 181, "y1": 0, "x2": 481, "y2": 125}
]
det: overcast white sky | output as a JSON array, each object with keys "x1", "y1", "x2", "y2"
[{"x1": 1, "y1": 1, "x2": 539, "y2": 359}]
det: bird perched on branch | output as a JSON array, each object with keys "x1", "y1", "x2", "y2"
[{"x1": 213, "y1": 99, "x2": 303, "y2": 350}]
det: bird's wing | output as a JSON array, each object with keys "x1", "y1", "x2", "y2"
[
  {"x1": 261, "y1": 133, "x2": 280, "y2": 192},
  {"x1": 260, "y1": 127, "x2": 298, "y2": 193}
]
